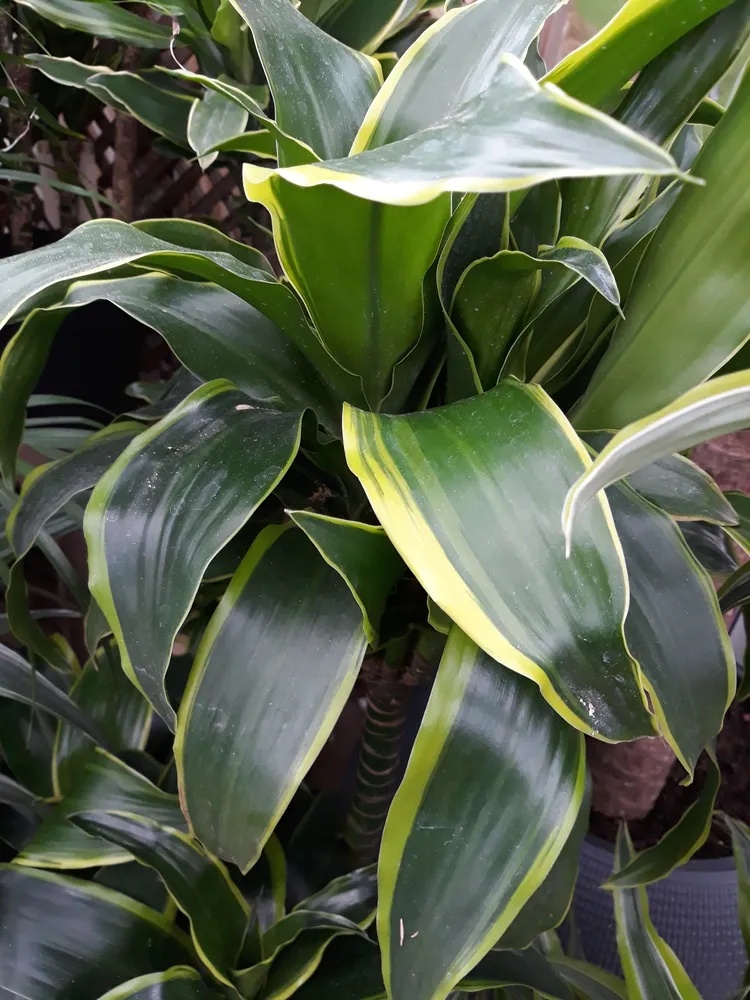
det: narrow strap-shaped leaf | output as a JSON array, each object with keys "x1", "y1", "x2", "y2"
[
  {"x1": 289, "y1": 512, "x2": 404, "y2": 645},
  {"x1": 242, "y1": 170, "x2": 449, "y2": 407},
  {"x1": 722, "y1": 491, "x2": 750, "y2": 556},
  {"x1": 344, "y1": 380, "x2": 651, "y2": 740},
  {"x1": 573, "y1": 65, "x2": 750, "y2": 431},
  {"x1": 187, "y1": 87, "x2": 249, "y2": 169},
  {"x1": 0, "y1": 642, "x2": 104, "y2": 747},
  {"x1": 8, "y1": 422, "x2": 142, "y2": 559},
  {"x1": 72, "y1": 811, "x2": 249, "y2": 985},
  {"x1": 724, "y1": 815, "x2": 750, "y2": 964},
  {"x1": 253, "y1": 56, "x2": 678, "y2": 207},
  {"x1": 294, "y1": 867, "x2": 377, "y2": 928},
  {"x1": 564, "y1": 370, "x2": 750, "y2": 547},
  {"x1": 544, "y1": 0, "x2": 739, "y2": 107},
  {"x1": 718, "y1": 561, "x2": 750, "y2": 614},
  {"x1": 96, "y1": 967, "x2": 222, "y2": 999},
  {"x1": 61, "y1": 274, "x2": 341, "y2": 429},
  {"x1": 582, "y1": 432, "x2": 738, "y2": 525},
  {"x1": 310, "y1": 0, "x2": 409, "y2": 54},
  {"x1": 551, "y1": 958, "x2": 627, "y2": 1000},
  {"x1": 0, "y1": 865, "x2": 192, "y2": 999},
  {"x1": 459, "y1": 950, "x2": 573, "y2": 996},
  {"x1": 0, "y1": 773, "x2": 38, "y2": 814},
  {"x1": 84, "y1": 72, "x2": 194, "y2": 147},
  {"x1": 17, "y1": 748, "x2": 186, "y2": 870},
  {"x1": 606, "y1": 484, "x2": 734, "y2": 773},
  {"x1": 15, "y1": 0, "x2": 173, "y2": 47},
  {"x1": 613, "y1": 827, "x2": 702, "y2": 1000},
  {"x1": 230, "y1": 0, "x2": 381, "y2": 163},
  {"x1": 606, "y1": 750, "x2": 721, "y2": 888},
  {"x1": 85, "y1": 380, "x2": 303, "y2": 727},
  {"x1": 176, "y1": 525, "x2": 367, "y2": 872},
  {"x1": 352, "y1": 0, "x2": 563, "y2": 151},
  {"x1": 378, "y1": 628, "x2": 585, "y2": 1000},
  {"x1": 5, "y1": 558, "x2": 79, "y2": 675},
  {"x1": 54, "y1": 645, "x2": 152, "y2": 795}
]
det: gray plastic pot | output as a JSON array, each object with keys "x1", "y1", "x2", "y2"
[{"x1": 572, "y1": 835, "x2": 745, "y2": 1000}]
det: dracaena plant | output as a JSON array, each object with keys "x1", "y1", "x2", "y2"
[{"x1": 2, "y1": 0, "x2": 750, "y2": 998}]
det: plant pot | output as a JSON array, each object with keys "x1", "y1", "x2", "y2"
[{"x1": 572, "y1": 835, "x2": 745, "y2": 1000}]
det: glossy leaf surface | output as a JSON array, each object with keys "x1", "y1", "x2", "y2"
[
  {"x1": 344, "y1": 381, "x2": 650, "y2": 740},
  {"x1": 15, "y1": 0, "x2": 173, "y2": 46},
  {"x1": 242, "y1": 170, "x2": 449, "y2": 406},
  {"x1": 0, "y1": 773, "x2": 37, "y2": 814},
  {"x1": 289, "y1": 512, "x2": 404, "y2": 644},
  {"x1": 96, "y1": 968, "x2": 222, "y2": 999},
  {"x1": 378, "y1": 629, "x2": 585, "y2": 1000},
  {"x1": 544, "y1": 0, "x2": 739, "y2": 106},
  {"x1": 177, "y1": 526, "x2": 367, "y2": 871},
  {"x1": 18, "y1": 750, "x2": 186, "y2": 869},
  {"x1": 574, "y1": 65, "x2": 750, "y2": 429},
  {"x1": 73, "y1": 811, "x2": 248, "y2": 984},
  {"x1": 255, "y1": 56, "x2": 678, "y2": 206},
  {"x1": 8, "y1": 422, "x2": 141, "y2": 558},
  {"x1": 0, "y1": 866, "x2": 191, "y2": 999},
  {"x1": 188, "y1": 87, "x2": 249, "y2": 169},
  {"x1": 231, "y1": 0, "x2": 380, "y2": 162},
  {"x1": 606, "y1": 751, "x2": 721, "y2": 888},
  {"x1": 606, "y1": 484, "x2": 733, "y2": 773},
  {"x1": 565, "y1": 371, "x2": 750, "y2": 545},
  {"x1": 613, "y1": 828, "x2": 702, "y2": 999},
  {"x1": 353, "y1": 0, "x2": 562, "y2": 149},
  {"x1": 85, "y1": 381, "x2": 302, "y2": 727},
  {"x1": 0, "y1": 642, "x2": 104, "y2": 747}
]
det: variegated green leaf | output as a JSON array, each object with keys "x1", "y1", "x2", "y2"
[
  {"x1": 85, "y1": 381, "x2": 303, "y2": 727},
  {"x1": 187, "y1": 87, "x2": 249, "y2": 169},
  {"x1": 613, "y1": 827, "x2": 702, "y2": 999},
  {"x1": 564, "y1": 371, "x2": 750, "y2": 546},
  {"x1": 15, "y1": 0, "x2": 173, "y2": 47},
  {"x1": 72, "y1": 811, "x2": 249, "y2": 985},
  {"x1": 307, "y1": 0, "x2": 411, "y2": 54},
  {"x1": 344, "y1": 381, "x2": 651, "y2": 740},
  {"x1": 17, "y1": 749, "x2": 186, "y2": 870},
  {"x1": 606, "y1": 751, "x2": 721, "y2": 888},
  {"x1": 574, "y1": 64, "x2": 750, "y2": 429},
  {"x1": 0, "y1": 866, "x2": 192, "y2": 999},
  {"x1": 378, "y1": 628, "x2": 585, "y2": 1000},
  {"x1": 251, "y1": 56, "x2": 678, "y2": 207},
  {"x1": 230, "y1": 0, "x2": 381, "y2": 163},
  {"x1": 96, "y1": 968, "x2": 222, "y2": 999},
  {"x1": 176, "y1": 525, "x2": 367, "y2": 871}
]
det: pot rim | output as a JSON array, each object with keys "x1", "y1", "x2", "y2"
[{"x1": 582, "y1": 833, "x2": 737, "y2": 882}]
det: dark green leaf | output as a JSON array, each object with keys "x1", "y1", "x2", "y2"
[
  {"x1": 378, "y1": 629, "x2": 585, "y2": 1000},
  {"x1": 0, "y1": 702, "x2": 55, "y2": 797},
  {"x1": 84, "y1": 72, "x2": 194, "y2": 147},
  {"x1": 719, "y1": 560, "x2": 750, "y2": 613},
  {"x1": 344, "y1": 382, "x2": 651, "y2": 741},
  {"x1": 85, "y1": 380, "x2": 303, "y2": 727},
  {"x1": 551, "y1": 959, "x2": 627, "y2": 1000},
  {"x1": 289, "y1": 512, "x2": 404, "y2": 645},
  {"x1": 176, "y1": 525, "x2": 367, "y2": 871},
  {"x1": 606, "y1": 750, "x2": 721, "y2": 888},
  {"x1": 0, "y1": 773, "x2": 38, "y2": 814},
  {"x1": 5, "y1": 558, "x2": 78, "y2": 675},
  {"x1": 72, "y1": 812, "x2": 249, "y2": 985},
  {"x1": 0, "y1": 642, "x2": 104, "y2": 747},
  {"x1": 311, "y1": 0, "x2": 407, "y2": 53},
  {"x1": 187, "y1": 87, "x2": 249, "y2": 169},
  {"x1": 96, "y1": 968, "x2": 222, "y2": 999},
  {"x1": 17, "y1": 749, "x2": 186, "y2": 869},
  {"x1": 0, "y1": 866, "x2": 192, "y2": 999},
  {"x1": 15, "y1": 0, "x2": 173, "y2": 47},
  {"x1": 724, "y1": 815, "x2": 750, "y2": 961}
]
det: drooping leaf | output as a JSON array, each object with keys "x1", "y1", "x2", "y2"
[
  {"x1": 55, "y1": 645, "x2": 152, "y2": 794},
  {"x1": 606, "y1": 751, "x2": 721, "y2": 888},
  {"x1": 582, "y1": 432, "x2": 738, "y2": 525},
  {"x1": 613, "y1": 827, "x2": 702, "y2": 1000},
  {"x1": 344, "y1": 381, "x2": 651, "y2": 740},
  {"x1": 253, "y1": 56, "x2": 678, "y2": 207},
  {"x1": 188, "y1": 86, "x2": 249, "y2": 169},
  {"x1": 84, "y1": 72, "x2": 194, "y2": 147},
  {"x1": 230, "y1": 0, "x2": 381, "y2": 163},
  {"x1": 15, "y1": 0, "x2": 173, "y2": 47},
  {"x1": 294, "y1": 866, "x2": 377, "y2": 928},
  {"x1": 605, "y1": 484, "x2": 734, "y2": 773},
  {"x1": 8, "y1": 422, "x2": 141, "y2": 559},
  {"x1": 243, "y1": 170, "x2": 449, "y2": 407},
  {"x1": 574, "y1": 65, "x2": 750, "y2": 430},
  {"x1": 559, "y1": 2, "x2": 750, "y2": 247},
  {"x1": 176, "y1": 525, "x2": 367, "y2": 872},
  {"x1": 0, "y1": 642, "x2": 104, "y2": 747},
  {"x1": 352, "y1": 0, "x2": 563, "y2": 150},
  {"x1": 17, "y1": 749, "x2": 186, "y2": 869},
  {"x1": 378, "y1": 628, "x2": 585, "y2": 1000},
  {"x1": 564, "y1": 371, "x2": 750, "y2": 546},
  {"x1": 551, "y1": 958, "x2": 627, "y2": 1000},
  {"x1": 61, "y1": 274, "x2": 341, "y2": 429},
  {"x1": 206, "y1": 128, "x2": 277, "y2": 159},
  {"x1": 72, "y1": 812, "x2": 249, "y2": 985},
  {"x1": 96, "y1": 968, "x2": 223, "y2": 999},
  {"x1": 85, "y1": 380, "x2": 303, "y2": 727},
  {"x1": 0, "y1": 772, "x2": 38, "y2": 814},
  {"x1": 5, "y1": 559, "x2": 79, "y2": 675},
  {"x1": 544, "y1": 0, "x2": 740, "y2": 107},
  {"x1": 289, "y1": 512, "x2": 404, "y2": 644},
  {"x1": 0, "y1": 866, "x2": 192, "y2": 999}
]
